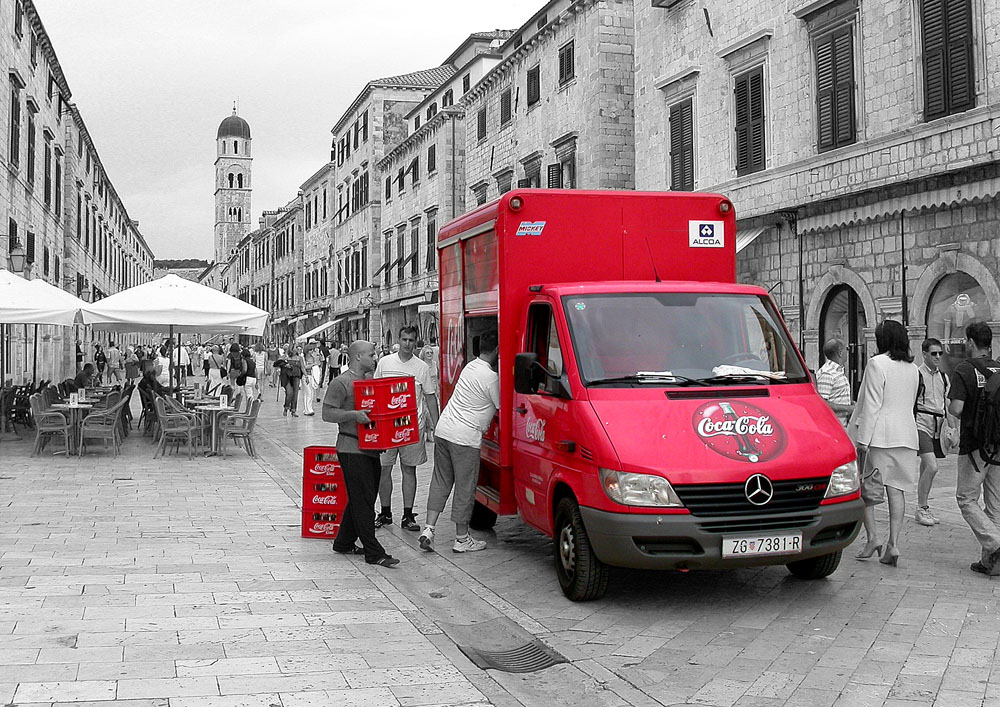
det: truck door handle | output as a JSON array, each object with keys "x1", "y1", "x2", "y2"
[{"x1": 515, "y1": 405, "x2": 527, "y2": 416}]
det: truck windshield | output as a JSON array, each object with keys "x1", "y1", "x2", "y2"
[{"x1": 562, "y1": 292, "x2": 809, "y2": 386}]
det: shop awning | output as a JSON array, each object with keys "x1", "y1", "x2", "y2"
[
  {"x1": 736, "y1": 227, "x2": 771, "y2": 254},
  {"x1": 296, "y1": 316, "x2": 348, "y2": 341}
]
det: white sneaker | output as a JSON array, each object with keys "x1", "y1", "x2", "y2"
[
  {"x1": 452, "y1": 533, "x2": 486, "y2": 553},
  {"x1": 914, "y1": 507, "x2": 935, "y2": 527},
  {"x1": 929, "y1": 508, "x2": 941, "y2": 524},
  {"x1": 418, "y1": 526, "x2": 434, "y2": 551}
]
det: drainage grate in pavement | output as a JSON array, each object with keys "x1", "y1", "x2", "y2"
[{"x1": 458, "y1": 639, "x2": 566, "y2": 673}]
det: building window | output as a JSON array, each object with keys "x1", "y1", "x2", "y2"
[
  {"x1": 427, "y1": 144, "x2": 436, "y2": 173},
  {"x1": 26, "y1": 110, "x2": 35, "y2": 185},
  {"x1": 426, "y1": 102, "x2": 437, "y2": 120},
  {"x1": 30, "y1": 32, "x2": 37, "y2": 67},
  {"x1": 426, "y1": 210, "x2": 437, "y2": 271},
  {"x1": 410, "y1": 219, "x2": 420, "y2": 277},
  {"x1": 472, "y1": 183, "x2": 488, "y2": 206},
  {"x1": 462, "y1": 74, "x2": 471, "y2": 94},
  {"x1": 385, "y1": 174, "x2": 391, "y2": 201},
  {"x1": 414, "y1": 115, "x2": 421, "y2": 130},
  {"x1": 396, "y1": 226, "x2": 406, "y2": 281},
  {"x1": 500, "y1": 88, "x2": 512, "y2": 126},
  {"x1": 734, "y1": 66, "x2": 765, "y2": 176},
  {"x1": 361, "y1": 110, "x2": 369, "y2": 141},
  {"x1": 410, "y1": 157, "x2": 420, "y2": 186},
  {"x1": 43, "y1": 139, "x2": 51, "y2": 207},
  {"x1": 14, "y1": 1, "x2": 23, "y2": 39},
  {"x1": 496, "y1": 171, "x2": 513, "y2": 195},
  {"x1": 9, "y1": 81, "x2": 21, "y2": 169},
  {"x1": 25, "y1": 231, "x2": 34, "y2": 264},
  {"x1": 815, "y1": 25, "x2": 856, "y2": 151},
  {"x1": 922, "y1": 0, "x2": 975, "y2": 120},
  {"x1": 384, "y1": 236, "x2": 392, "y2": 286},
  {"x1": 477, "y1": 107, "x2": 487, "y2": 141},
  {"x1": 527, "y1": 66, "x2": 541, "y2": 106},
  {"x1": 558, "y1": 41, "x2": 575, "y2": 85},
  {"x1": 519, "y1": 160, "x2": 541, "y2": 188},
  {"x1": 54, "y1": 152, "x2": 61, "y2": 215},
  {"x1": 669, "y1": 98, "x2": 695, "y2": 190},
  {"x1": 54, "y1": 255, "x2": 59, "y2": 281}
]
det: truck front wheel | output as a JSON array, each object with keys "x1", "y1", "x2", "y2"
[
  {"x1": 469, "y1": 501, "x2": 498, "y2": 531},
  {"x1": 786, "y1": 550, "x2": 842, "y2": 580},
  {"x1": 553, "y1": 497, "x2": 609, "y2": 601}
]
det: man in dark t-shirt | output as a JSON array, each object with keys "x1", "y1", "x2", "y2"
[
  {"x1": 947, "y1": 322, "x2": 1000, "y2": 575},
  {"x1": 321, "y1": 340, "x2": 398, "y2": 567}
]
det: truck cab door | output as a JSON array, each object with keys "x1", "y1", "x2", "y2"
[{"x1": 513, "y1": 301, "x2": 571, "y2": 533}]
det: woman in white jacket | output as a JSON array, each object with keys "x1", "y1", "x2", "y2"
[{"x1": 847, "y1": 319, "x2": 919, "y2": 567}]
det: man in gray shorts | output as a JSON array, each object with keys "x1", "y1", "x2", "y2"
[
  {"x1": 373, "y1": 325, "x2": 439, "y2": 531},
  {"x1": 418, "y1": 331, "x2": 499, "y2": 553}
]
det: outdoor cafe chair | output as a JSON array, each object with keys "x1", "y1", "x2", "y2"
[
  {"x1": 7, "y1": 386, "x2": 32, "y2": 432},
  {"x1": 137, "y1": 387, "x2": 157, "y2": 437},
  {"x1": 29, "y1": 393, "x2": 71, "y2": 457},
  {"x1": 153, "y1": 396, "x2": 199, "y2": 460},
  {"x1": 220, "y1": 398, "x2": 261, "y2": 458},
  {"x1": 79, "y1": 398, "x2": 129, "y2": 458}
]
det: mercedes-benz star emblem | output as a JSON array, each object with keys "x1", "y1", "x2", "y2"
[{"x1": 744, "y1": 474, "x2": 774, "y2": 506}]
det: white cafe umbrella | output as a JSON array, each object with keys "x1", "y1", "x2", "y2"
[
  {"x1": 81, "y1": 274, "x2": 268, "y2": 392},
  {"x1": 0, "y1": 270, "x2": 86, "y2": 384}
]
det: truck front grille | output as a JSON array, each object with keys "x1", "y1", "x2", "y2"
[
  {"x1": 699, "y1": 514, "x2": 817, "y2": 534},
  {"x1": 673, "y1": 476, "x2": 829, "y2": 517}
]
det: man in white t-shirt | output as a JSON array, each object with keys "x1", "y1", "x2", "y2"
[
  {"x1": 373, "y1": 325, "x2": 440, "y2": 532},
  {"x1": 418, "y1": 330, "x2": 499, "y2": 553}
]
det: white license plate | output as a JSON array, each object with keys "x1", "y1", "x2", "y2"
[{"x1": 722, "y1": 532, "x2": 803, "y2": 558}]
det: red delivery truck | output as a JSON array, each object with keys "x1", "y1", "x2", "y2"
[{"x1": 437, "y1": 189, "x2": 863, "y2": 601}]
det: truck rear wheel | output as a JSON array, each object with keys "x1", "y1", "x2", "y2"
[
  {"x1": 469, "y1": 501, "x2": 498, "y2": 531},
  {"x1": 786, "y1": 550, "x2": 842, "y2": 580},
  {"x1": 554, "y1": 497, "x2": 609, "y2": 601}
]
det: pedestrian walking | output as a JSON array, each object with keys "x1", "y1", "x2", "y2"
[
  {"x1": 154, "y1": 346, "x2": 172, "y2": 387},
  {"x1": 279, "y1": 345, "x2": 304, "y2": 416},
  {"x1": 93, "y1": 344, "x2": 107, "y2": 384},
  {"x1": 252, "y1": 344, "x2": 267, "y2": 398},
  {"x1": 105, "y1": 341, "x2": 125, "y2": 384},
  {"x1": 75, "y1": 342, "x2": 84, "y2": 373},
  {"x1": 240, "y1": 348, "x2": 258, "y2": 400},
  {"x1": 947, "y1": 322, "x2": 1000, "y2": 575},
  {"x1": 267, "y1": 342, "x2": 280, "y2": 388},
  {"x1": 914, "y1": 338, "x2": 952, "y2": 526},
  {"x1": 302, "y1": 340, "x2": 323, "y2": 416},
  {"x1": 847, "y1": 319, "x2": 919, "y2": 567},
  {"x1": 418, "y1": 330, "x2": 499, "y2": 554},
  {"x1": 373, "y1": 325, "x2": 440, "y2": 531},
  {"x1": 124, "y1": 346, "x2": 140, "y2": 383},
  {"x1": 205, "y1": 345, "x2": 226, "y2": 395},
  {"x1": 337, "y1": 344, "x2": 350, "y2": 377},
  {"x1": 322, "y1": 340, "x2": 399, "y2": 567},
  {"x1": 226, "y1": 343, "x2": 245, "y2": 392},
  {"x1": 420, "y1": 346, "x2": 438, "y2": 442},
  {"x1": 815, "y1": 339, "x2": 854, "y2": 424}
]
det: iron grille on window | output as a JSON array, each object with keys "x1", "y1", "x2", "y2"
[
  {"x1": 669, "y1": 98, "x2": 694, "y2": 190},
  {"x1": 734, "y1": 66, "x2": 765, "y2": 176},
  {"x1": 527, "y1": 66, "x2": 540, "y2": 106},
  {"x1": 922, "y1": 0, "x2": 975, "y2": 120},
  {"x1": 815, "y1": 26, "x2": 856, "y2": 151},
  {"x1": 558, "y1": 42, "x2": 575, "y2": 85}
]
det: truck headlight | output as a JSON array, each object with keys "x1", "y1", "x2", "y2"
[
  {"x1": 599, "y1": 468, "x2": 684, "y2": 508},
  {"x1": 824, "y1": 460, "x2": 859, "y2": 498}
]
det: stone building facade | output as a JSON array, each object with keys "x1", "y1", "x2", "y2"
[
  {"x1": 376, "y1": 31, "x2": 511, "y2": 346},
  {"x1": 0, "y1": 0, "x2": 153, "y2": 384},
  {"x1": 462, "y1": 0, "x2": 635, "y2": 207},
  {"x1": 297, "y1": 162, "x2": 334, "y2": 338},
  {"x1": 634, "y1": 0, "x2": 1000, "y2": 392},
  {"x1": 266, "y1": 198, "x2": 303, "y2": 342},
  {"x1": 326, "y1": 68, "x2": 449, "y2": 346}
]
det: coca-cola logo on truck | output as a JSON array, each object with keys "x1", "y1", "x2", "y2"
[{"x1": 693, "y1": 401, "x2": 785, "y2": 464}]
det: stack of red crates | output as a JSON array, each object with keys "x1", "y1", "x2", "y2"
[
  {"x1": 353, "y1": 376, "x2": 419, "y2": 450},
  {"x1": 301, "y1": 446, "x2": 348, "y2": 539}
]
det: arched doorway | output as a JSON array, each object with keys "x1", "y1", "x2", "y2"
[
  {"x1": 925, "y1": 272, "x2": 988, "y2": 378},
  {"x1": 820, "y1": 285, "x2": 867, "y2": 398}
]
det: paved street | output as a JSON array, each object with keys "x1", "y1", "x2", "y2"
[{"x1": 2, "y1": 385, "x2": 999, "y2": 707}]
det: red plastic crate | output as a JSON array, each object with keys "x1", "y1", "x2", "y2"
[
  {"x1": 358, "y1": 412, "x2": 420, "y2": 451},
  {"x1": 353, "y1": 376, "x2": 417, "y2": 415},
  {"x1": 301, "y1": 510, "x2": 340, "y2": 538}
]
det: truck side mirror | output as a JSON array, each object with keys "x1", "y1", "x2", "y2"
[{"x1": 514, "y1": 353, "x2": 542, "y2": 394}]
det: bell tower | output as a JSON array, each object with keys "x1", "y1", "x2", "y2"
[{"x1": 214, "y1": 106, "x2": 252, "y2": 263}]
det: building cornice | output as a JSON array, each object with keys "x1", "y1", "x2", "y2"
[{"x1": 377, "y1": 106, "x2": 463, "y2": 170}]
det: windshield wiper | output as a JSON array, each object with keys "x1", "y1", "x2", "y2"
[
  {"x1": 694, "y1": 373, "x2": 790, "y2": 385},
  {"x1": 587, "y1": 373, "x2": 710, "y2": 387}
]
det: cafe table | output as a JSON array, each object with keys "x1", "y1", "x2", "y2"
[
  {"x1": 49, "y1": 402, "x2": 94, "y2": 454},
  {"x1": 195, "y1": 402, "x2": 234, "y2": 455}
]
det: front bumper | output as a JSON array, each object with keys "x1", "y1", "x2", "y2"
[{"x1": 580, "y1": 499, "x2": 863, "y2": 570}]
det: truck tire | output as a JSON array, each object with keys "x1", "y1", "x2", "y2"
[
  {"x1": 553, "y1": 497, "x2": 609, "y2": 601},
  {"x1": 786, "y1": 550, "x2": 842, "y2": 580},
  {"x1": 469, "y1": 501, "x2": 498, "y2": 531}
]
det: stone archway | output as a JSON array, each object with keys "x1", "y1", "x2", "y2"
[
  {"x1": 805, "y1": 266, "x2": 879, "y2": 333},
  {"x1": 910, "y1": 250, "x2": 1000, "y2": 326}
]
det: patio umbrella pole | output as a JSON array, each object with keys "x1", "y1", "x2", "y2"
[
  {"x1": 31, "y1": 324, "x2": 38, "y2": 386},
  {"x1": 169, "y1": 325, "x2": 176, "y2": 398}
]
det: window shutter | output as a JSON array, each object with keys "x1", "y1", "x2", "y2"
[
  {"x1": 26, "y1": 231, "x2": 34, "y2": 263},
  {"x1": 500, "y1": 89, "x2": 511, "y2": 124},
  {"x1": 815, "y1": 33, "x2": 836, "y2": 150},
  {"x1": 517, "y1": 178, "x2": 532, "y2": 188},
  {"x1": 945, "y1": 0, "x2": 974, "y2": 113},
  {"x1": 669, "y1": 98, "x2": 694, "y2": 191},
  {"x1": 923, "y1": 0, "x2": 974, "y2": 120},
  {"x1": 735, "y1": 67, "x2": 765, "y2": 175},
  {"x1": 477, "y1": 107, "x2": 487, "y2": 140},
  {"x1": 833, "y1": 29, "x2": 855, "y2": 146},
  {"x1": 427, "y1": 144, "x2": 436, "y2": 172},
  {"x1": 527, "y1": 66, "x2": 540, "y2": 105},
  {"x1": 922, "y1": 0, "x2": 947, "y2": 119},
  {"x1": 734, "y1": 72, "x2": 751, "y2": 173},
  {"x1": 547, "y1": 163, "x2": 562, "y2": 189},
  {"x1": 748, "y1": 69, "x2": 765, "y2": 172}
]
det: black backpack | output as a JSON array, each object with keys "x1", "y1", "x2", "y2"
[{"x1": 969, "y1": 359, "x2": 1000, "y2": 464}]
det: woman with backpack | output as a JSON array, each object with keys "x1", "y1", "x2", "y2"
[
  {"x1": 226, "y1": 343, "x2": 245, "y2": 393},
  {"x1": 278, "y1": 344, "x2": 304, "y2": 417},
  {"x1": 847, "y1": 319, "x2": 919, "y2": 568}
]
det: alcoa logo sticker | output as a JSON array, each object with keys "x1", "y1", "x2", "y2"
[
  {"x1": 689, "y1": 220, "x2": 725, "y2": 248},
  {"x1": 693, "y1": 401, "x2": 786, "y2": 463}
]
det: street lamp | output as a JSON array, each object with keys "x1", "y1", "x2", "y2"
[{"x1": 7, "y1": 243, "x2": 25, "y2": 274}]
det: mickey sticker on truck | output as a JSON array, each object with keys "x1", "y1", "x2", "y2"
[
  {"x1": 516, "y1": 221, "x2": 546, "y2": 236},
  {"x1": 689, "y1": 220, "x2": 725, "y2": 248}
]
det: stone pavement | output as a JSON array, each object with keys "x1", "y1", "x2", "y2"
[{"x1": 2, "y1": 381, "x2": 1000, "y2": 707}]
